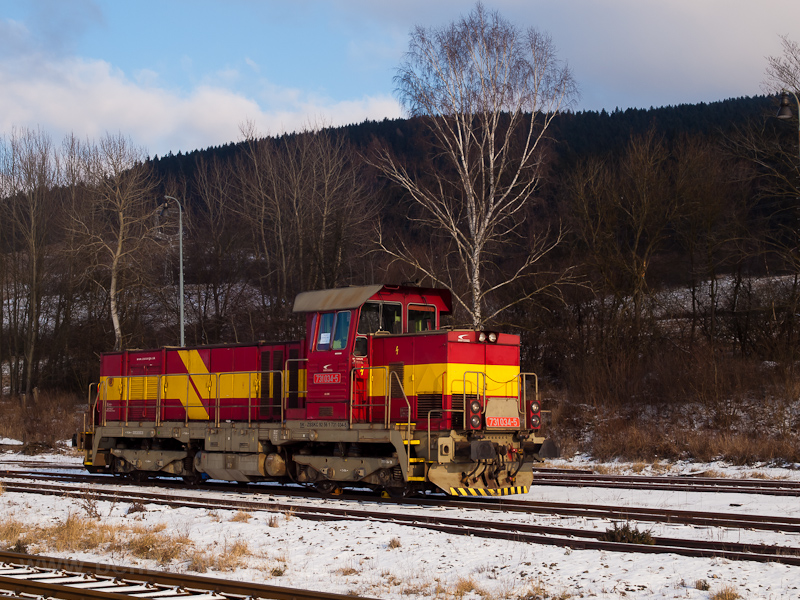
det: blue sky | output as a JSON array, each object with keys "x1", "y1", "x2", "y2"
[{"x1": 1, "y1": 0, "x2": 798, "y2": 157}]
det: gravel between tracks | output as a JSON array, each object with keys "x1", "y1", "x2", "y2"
[{"x1": 2, "y1": 447, "x2": 800, "y2": 599}]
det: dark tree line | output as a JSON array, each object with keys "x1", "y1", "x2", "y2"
[{"x1": 0, "y1": 92, "x2": 797, "y2": 408}]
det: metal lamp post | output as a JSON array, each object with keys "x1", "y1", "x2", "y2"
[
  {"x1": 777, "y1": 90, "x2": 800, "y2": 162},
  {"x1": 161, "y1": 195, "x2": 185, "y2": 347}
]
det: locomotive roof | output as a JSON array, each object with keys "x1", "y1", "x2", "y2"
[
  {"x1": 292, "y1": 284, "x2": 452, "y2": 313},
  {"x1": 293, "y1": 285, "x2": 383, "y2": 313}
]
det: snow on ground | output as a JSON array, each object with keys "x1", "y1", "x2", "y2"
[{"x1": 1, "y1": 446, "x2": 799, "y2": 599}]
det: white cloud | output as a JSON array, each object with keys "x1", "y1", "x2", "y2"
[
  {"x1": 244, "y1": 57, "x2": 260, "y2": 73},
  {"x1": 0, "y1": 53, "x2": 402, "y2": 157}
]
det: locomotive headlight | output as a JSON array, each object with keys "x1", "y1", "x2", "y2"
[
  {"x1": 530, "y1": 401, "x2": 541, "y2": 414},
  {"x1": 488, "y1": 332, "x2": 497, "y2": 343},
  {"x1": 478, "y1": 332, "x2": 487, "y2": 342},
  {"x1": 530, "y1": 414, "x2": 541, "y2": 428},
  {"x1": 470, "y1": 415, "x2": 482, "y2": 428},
  {"x1": 470, "y1": 400, "x2": 481, "y2": 414}
]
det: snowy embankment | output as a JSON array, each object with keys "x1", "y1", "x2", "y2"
[{"x1": 0, "y1": 446, "x2": 798, "y2": 599}]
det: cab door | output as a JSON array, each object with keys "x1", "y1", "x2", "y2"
[
  {"x1": 351, "y1": 334, "x2": 371, "y2": 423},
  {"x1": 306, "y1": 310, "x2": 353, "y2": 420}
]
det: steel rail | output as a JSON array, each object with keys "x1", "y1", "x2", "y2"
[
  {"x1": 529, "y1": 471, "x2": 800, "y2": 496},
  {"x1": 4, "y1": 470, "x2": 800, "y2": 533},
  {"x1": 0, "y1": 551, "x2": 380, "y2": 600},
  {"x1": 3, "y1": 480, "x2": 800, "y2": 567}
]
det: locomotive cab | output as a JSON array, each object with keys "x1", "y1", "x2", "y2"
[{"x1": 293, "y1": 285, "x2": 542, "y2": 495}]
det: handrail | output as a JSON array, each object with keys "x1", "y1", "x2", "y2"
[
  {"x1": 86, "y1": 382, "x2": 97, "y2": 432},
  {"x1": 96, "y1": 371, "x2": 287, "y2": 426},
  {"x1": 348, "y1": 365, "x2": 389, "y2": 426},
  {"x1": 388, "y1": 369, "x2": 413, "y2": 476},
  {"x1": 283, "y1": 358, "x2": 308, "y2": 423},
  {"x1": 517, "y1": 372, "x2": 539, "y2": 426},
  {"x1": 426, "y1": 407, "x2": 460, "y2": 460},
  {"x1": 460, "y1": 370, "x2": 486, "y2": 414}
]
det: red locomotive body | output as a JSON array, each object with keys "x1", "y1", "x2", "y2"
[{"x1": 77, "y1": 285, "x2": 545, "y2": 496}]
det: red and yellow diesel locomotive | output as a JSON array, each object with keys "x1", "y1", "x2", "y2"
[{"x1": 76, "y1": 284, "x2": 545, "y2": 496}]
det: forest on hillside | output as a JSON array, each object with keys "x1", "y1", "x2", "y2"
[{"x1": 0, "y1": 93, "x2": 798, "y2": 413}]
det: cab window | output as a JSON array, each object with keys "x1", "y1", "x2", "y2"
[
  {"x1": 358, "y1": 302, "x2": 402, "y2": 334},
  {"x1": 408, "y1": 304, "x2": 436, "y2": 332},
  {"x1": 332, "y1": 311, "x2": 351, "y2": 350},
  {"x1": 358, "y1": 303, "x2": 380, "y2": 334},
  {"x1": 317, "y1": 312, "x2": 334, "y2": 350},
  {"x1": 317, "y1": 311, "x2": 351, "y2": 351}
]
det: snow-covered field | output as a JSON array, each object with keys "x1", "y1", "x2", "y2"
[{"x1": 1, "y1": 446, "x2": 799, "y2": 600}]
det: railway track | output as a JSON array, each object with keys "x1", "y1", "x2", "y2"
[
  {"x1": 2, "y1": 476, "x2": 800, "y2": 566},
  {"x1": 0, "y1": 550, "x2": 379, "y2": 600},
  {"x1": 3, "y1": 469, "x2": 800, "y2": 534},
  {"x1": 530, "y1": 470, "x2": 800, "y2": 496}
]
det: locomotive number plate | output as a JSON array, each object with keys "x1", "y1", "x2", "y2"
[
  {"x1": 486, "y1": 416, "x2": 520, "y2": 428},
  {"x1": 313, "y1": 373, "x2": 342, "y2": 384}
]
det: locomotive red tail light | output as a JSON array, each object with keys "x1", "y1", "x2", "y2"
[
  {"x1": 470, "y1": 415, "x2": 482, "y2": 428},
  {"x1": 529, "y1": 400, "x2": 541, "y2": 429},
  {"x1": 470, "y1": 400, "x2": 481, "y2": 414}
]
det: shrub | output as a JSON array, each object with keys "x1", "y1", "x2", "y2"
[{"x1": 599, "y1": 522, "x2": 654, "y2": 545}]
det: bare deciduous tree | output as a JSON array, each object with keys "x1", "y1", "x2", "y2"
[
  {"x1": 567, "y1": 129, "x2": 678, "y2": 339},
  {"x1": 70, "y1": 133, "x2": 161, "y2": 351},
  {"x1": 237, "y1": 122, "x2": 376, "y2": 335},
  {"x1": 1, "y1": 127, "x2": 59, "y2": 397},
  {"x1": 186, "y1": 156, "x2": 250, "y2": 344},
  {"x1": 375, "y1": 2, "x2": 576, "y2": 327}
]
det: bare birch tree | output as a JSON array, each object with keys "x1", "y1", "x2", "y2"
[
  {"x1": 375, "y1": 2, "x2": 576, "y2": 327},
  {"x1": 70, "y1": 133, "x2": 161, "y2": 351}
]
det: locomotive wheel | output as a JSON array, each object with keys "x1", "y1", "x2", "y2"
[
  {"x1": 129, "y1": 470, "x2": 151, "y2": 483},
  {"x1": 383, "y1": 485, "x2": 407, "y2": 499},
  {"x1": 315, "y1": 481, "x2": 342, "y2": 496},
  {"x1": 183, "y1": 473, "x2": 203, "y2": 487}
]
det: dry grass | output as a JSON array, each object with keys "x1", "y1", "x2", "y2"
[
  {"x1": 44, "y1": 514, "x2": 119, "y2": 552},
  {"x1": 216, "y1": 540, "x2": 250, "y2": 570},
  {"x1": 0, "y1": 392, "x2": 84, "y2": 450},
  {"x1": 387, "y1": 537, "x2": 401, "y2": 549},
  {"x1": 711, "y1": 585, "x2": 742, "y2": 600},
  {"x1": 121, "y1": 525, "x2": 192, "y2": 565},
  {"x1": 188, "y1": 539, "x2": 251, "y2": 573},
  {"x1": 230, "y1": 510, "x2": 252, "y2": 523},
  {"x1": 520, "y1": 580, "x2": 550, "y2": 600},
  {"x1": 572, "y1": 404, "x2": 800, "y2": 465},
  {"x1": 453, "y1": 576, "x2": 489, "y2": 598},
  {"x1": 0, "y1": 518, "x2": 26, "y2": 548},
  {"x1": 1, "y1": 514, "x2": 199, "y2": 567}
]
